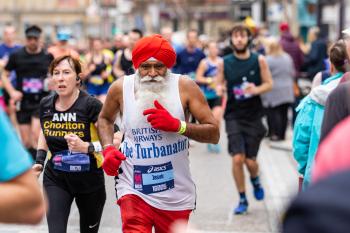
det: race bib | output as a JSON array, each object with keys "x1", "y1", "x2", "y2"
[
  {"x1": 89, "y1": 75, "x2": 104, "y2": 85},
  {"x1": 53, "y1": 150, "x2": 90, "y2": 172},
  {"x1": 22, "y1": 77, "x2": 44, "y2": 94},
  {"x1": 133, "y1": 162, "x2": 175, "y2": 194}
]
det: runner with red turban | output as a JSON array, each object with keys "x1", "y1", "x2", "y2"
[{"x1": 97, "y1": 34, "x2": 220, "y2": 232}]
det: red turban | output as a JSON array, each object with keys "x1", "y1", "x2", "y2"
[{"x1": 132, "y1": 34, "x2": 176, "y2": 69}]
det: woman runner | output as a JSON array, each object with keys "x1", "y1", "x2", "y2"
[{"x1": 32, "y1": 55, "x2": 106, "y2": 233}]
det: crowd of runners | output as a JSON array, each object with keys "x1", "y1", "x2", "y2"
[{"x1": 2, "y1": 20, "x2": 350, "y2": 233}]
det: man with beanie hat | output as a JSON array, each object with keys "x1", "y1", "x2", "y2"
[{"x1": 98, "y1": 34, "x2": 219, "y2": 233}]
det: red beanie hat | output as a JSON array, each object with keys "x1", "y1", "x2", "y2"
[
  {"x1": 132, "y1": 34, "x2": 176, "y2": 69},
  {"x1": 279, "y1": 22, "x2": 289, "y2": 32}
]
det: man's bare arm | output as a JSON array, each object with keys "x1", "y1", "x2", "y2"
[
  {"x1": 195, "y1": 60, "x2": 209, "y2": 84},
  {"x1": 180, "y1": 77, "x2": 220, "y2": 144},
  {"x1": 97, "y1": 78, "x2": 123, "y2": 147},
  {"x1": 112, "y1": 50, "x2": 125, "y2": 78},
  {"x1": 0, "y1": 170, "x2": 45, "y2": 224},
  {"x1": 256, "y1": 55, "x2": 273, "y2": 94},
  {"x1": 1, "y1": 70, "x2": 19, "y2": 99}
]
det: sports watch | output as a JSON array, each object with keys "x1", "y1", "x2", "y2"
[{"x1": 88, "y1": 142, "x2": 95, "y2": 154}]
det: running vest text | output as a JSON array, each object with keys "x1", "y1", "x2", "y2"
[{"x1": 122, "y1": 127, "x2": 188, "y2": 159}]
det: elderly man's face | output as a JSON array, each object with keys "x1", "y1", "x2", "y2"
[{"x1": 138, "y1": 61, "x2": 167, "y2": 78}]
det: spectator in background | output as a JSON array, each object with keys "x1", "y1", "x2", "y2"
[
  {"x1": 174, "y1": 29, "x2": 205, "y2": 78},
  {"x1": 279, "y1": 22, "x2": 305, "y2": 125},
  {"x1": 318, "y1": 28, "x2": 350, "y2": 141},
  {"x1": 113, "y1": 28, "x2": 143, "y2": 78},
  {"x1": 320, "y1": 80, "x2": 350, "y2": 142},
  {"x1": 279, "y1": 22, "x2": 304, "y2": 78},
  {"x1": 293, "y1": 40, "x2": 348, "y2": 190},
  {"x1": 302, "y1": 27, "x2": 328, "y2": 81},
  {"x1": 284, "y1": 116, "x2": 350, "y2": 233},
  {"x1": 252, "y1": 25, "x2": 269, "y2": 55},
  {"x1": 0, "y1": 109, "x2": 45, "y2": 224},
  {"x1": 262, "y1": 37, "x2": 295, "y2": 141}
]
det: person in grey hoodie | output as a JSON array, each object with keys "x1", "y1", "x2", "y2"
[{"x1": 262, "y1": 37, "x2": 295, "y2": 141}]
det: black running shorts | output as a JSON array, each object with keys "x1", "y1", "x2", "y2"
[
  {"x1": 225, "y1": 118, "x2": 266, "y2": 159},
  {"x1": 207, "y1": 97, "x2": 223, "y2": 109},
  {"x1": 16, "y1": 102, "x2": 40, "y2": 124}
]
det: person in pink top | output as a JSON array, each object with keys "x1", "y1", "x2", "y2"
[{"x1": 312, "y1": 116, "x2": 350, "y2": 183}]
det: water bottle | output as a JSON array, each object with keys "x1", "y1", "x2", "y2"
[{"x1": 241, "y1": 77, "x2": 252, "y2": 98}]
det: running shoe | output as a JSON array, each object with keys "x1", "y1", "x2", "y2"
[
  {"x1": 253, "y1": 186, "x2": 265, "y2": 201},
  {"x1": 234, "y1": 201, "x2": 248, "y2": 215},
  {"x1": 207, "y1": 144, "x2": 221, "y2": 153}
]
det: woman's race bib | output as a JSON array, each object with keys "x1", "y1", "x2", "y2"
[{"x1": 53, "y1": 150, "x2": 90, "y2": 172}]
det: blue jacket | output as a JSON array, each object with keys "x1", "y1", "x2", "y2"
[{"x1": 293, "y1": 72, "x2": 342, "y2": 189}]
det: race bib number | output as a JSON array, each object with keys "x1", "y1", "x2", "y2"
[
  {"x1": 133, "y1": 162, "x2": 175, "y2": 194},
  {"x1": 22, "y1": 77, "x2": 44, "y2": 94},
  {"x1": 53, "y1": 150, "x2": 90, "y2": 172}
]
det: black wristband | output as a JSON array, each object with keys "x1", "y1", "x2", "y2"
[
  {"x1": 114, "y1": 123, "x2": 120, "y2": 133},
  {"x1": 35, "y1": 149, "x2": 47, "y2": 167}
]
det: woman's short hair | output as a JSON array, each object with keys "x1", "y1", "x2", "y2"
[{"x1": 49, "y1": 55, "x2": 82, "y2": 75}]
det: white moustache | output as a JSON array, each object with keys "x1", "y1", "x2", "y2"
[{"x1": 140, "y1": 76, "x2": 164, "y2": 83}]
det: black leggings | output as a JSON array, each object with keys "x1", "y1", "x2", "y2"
[
  {"x1": 45, "y1": 184, "x2": 106, "y2": 233},
  {"x1": 266, "y1": 103, "x2": 290, "y2": 140}
]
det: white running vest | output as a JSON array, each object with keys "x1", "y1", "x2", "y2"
[{"x1": 117, "y1": 74, "x2": 196, "y2": 211}]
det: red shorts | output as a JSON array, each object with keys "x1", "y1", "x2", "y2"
[{"x1": 118, "y1": 194, "x2": 192, "y2": 233}]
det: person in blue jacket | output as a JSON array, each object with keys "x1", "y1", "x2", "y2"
[
  {"x1": 0, "y1": 109, "x2": 45, "y2": 224},
  {"x1": 293, "y1": 40, "x2": 348, "y2": 189}
]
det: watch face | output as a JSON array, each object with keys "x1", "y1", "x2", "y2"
[{"x1": 88, "y1": 145, "x2": 94, "y2": 153}]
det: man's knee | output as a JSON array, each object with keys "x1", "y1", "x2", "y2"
[
  {"x1": 245, "y1": 157, "x2": 258, "y2": 166},
  {"x1": 232, "y1": 154, "x2": 245, "y2": 166}
]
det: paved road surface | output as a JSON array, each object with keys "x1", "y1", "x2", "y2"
[{"x1": 0, "y1": 128, "x2": 298, "y2": 233}]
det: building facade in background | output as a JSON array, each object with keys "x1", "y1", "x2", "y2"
[{"x1": 0, "y1": 0, "x2": 348, "y2": 43}]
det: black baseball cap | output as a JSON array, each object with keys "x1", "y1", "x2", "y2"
[{"x1": 25, "y1": 25, "x2": 42, "y2": 38}]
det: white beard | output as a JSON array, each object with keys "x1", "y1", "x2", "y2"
[{"x1": 134, "y1": 70, "x2": 170, "y2": 126}]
